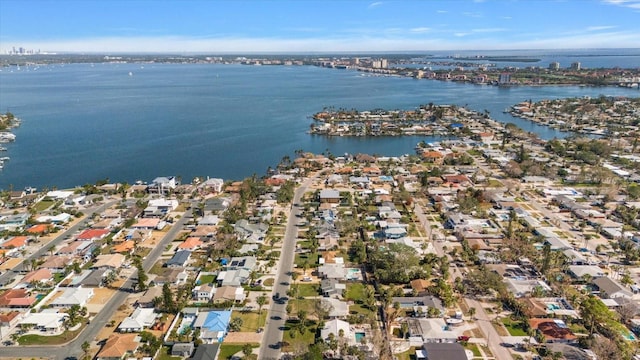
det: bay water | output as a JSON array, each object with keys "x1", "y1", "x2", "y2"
[{"x1": 0, "y1": 62, "x2": 638, "y2": 189}]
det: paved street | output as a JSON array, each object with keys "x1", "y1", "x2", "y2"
[
  {"x1": 413, "y1": 200, "x2": 512, "y2": 360},
  {"x1": 0, "y1": 207, "x2": 191, "y2": 360},
  {"x1": 259, "y1": 175, "x2": 317, "y2": 360},
  {"x1": 0, "y1": 200, "x2": 118, "y2": 286}
]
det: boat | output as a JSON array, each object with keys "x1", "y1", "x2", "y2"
[
  {"x1": 0, "y1": 157, "x2": 9, "y2": 161},
  {"x1": 0, "y1": 147, "x2": 6, "y2": 151}
]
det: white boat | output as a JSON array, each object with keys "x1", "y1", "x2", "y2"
[{"x1": 0, "y1": 157, "x2": 9, "y2": 161}]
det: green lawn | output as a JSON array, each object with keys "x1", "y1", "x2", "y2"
[
  {"x1": 296, "y1": 283, "x2": 320, "y2": 297},
  {"x1": 487, "y1": 179, "x2": 503, "y2": 187},
  {"x1": 263, "y1": 278, "x2": 274, "y2": 286},
  {"x1": 33, "y1": 199, "x2": 56, "y2": 212},
  {"x1": 395, "y1": 347, "x2": 417, "y2": 360},
  {"x1": 465, "y1": 343, "x2": 482, "y2": 357},
  {"x1": 282, "y1": 320, "x2": 317, "y2": 353},
  {"x1": 294, "y1": 252, "x2": 319, "y2": 268},
  {"x1": 289, "y1": 299, "x2": 315, "y2": 316},
  {"x1": 218, "y1": 343, "x2": 259, "y2": 359},
  {"x1": 232, "y1": 310, "x2": 267, "y2": 331},
  {"x1": 156, "y1": 346, "x2": 181, "y2": 360},
  {"x1": 501, "y1": 317, "x2": 528, "y2": 336},
  {"x1": 345, "y1": 283, "x2": 369, "y2": 302},
  {"x1": 18, "y1": 324, "x2": 85, "y2": 345},
  {"x1": 349, "y1": 303, "x2": 376, "y2": 320},
  {"x1": 197, "y1": 274, "x2": 216, "y2": 284}
]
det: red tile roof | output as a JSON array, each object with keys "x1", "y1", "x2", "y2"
[{"x1": 77, "y1": 229, "x2": 109, "y2": 240}]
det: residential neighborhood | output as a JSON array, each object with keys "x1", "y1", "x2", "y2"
[{"x1": 0, "y1": 115, "x2": 640, "y2": 360}]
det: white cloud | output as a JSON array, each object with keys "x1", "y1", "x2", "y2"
[
  {"x1": 586, "y1": 25, "x2": 617, "y2": 31},
  {"x1": 602, "y1": 0, "x2": 640, "y2": 8},
  {"x1": 471, "y1": 28, "x2": 508, "y2": 33},
  {"x1": 368, "y1": 1, "x2": 383, "y2": 9},
  {"x1": 501, "y1": 16, "x2": 513, "y2": 20},
  {"x1": 410, "y1": 27, "x2": 431, "y2": 33},
  {"x1": 436, "y1": 10, "x2": 448, "y2": 13},
  {"x1": 462, "y1": 11, "x2": 483, "y2": 18}
]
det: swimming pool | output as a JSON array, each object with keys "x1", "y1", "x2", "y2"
[
  {"x1": 355, "y1": 332, "x2": 365, "y2": 342},
  {"x1": 547, "y1": 303, "x2": 561, "y2": 311},
  {"x1": 346, "y1": 268, "x2": 361, "y2": 280}
]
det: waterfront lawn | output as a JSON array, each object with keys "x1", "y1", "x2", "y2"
[
  {"x1": 33, "y1": 199, "x2": 56, "y2": 212},
  {"x1": 218, "y1": 343, "x2": 259, "y2": 359},
  {"x1": 501, "y1": 317, "x2": 528, "y2": 336},
  {"x1": 18, "y1": 324, "x2": 85, "y2": 345},
  {"x1": 282, "y1": 320, "x2": 316, "y2": 353},
  {"x1": 233, "y1": 310, "x2": 267, "y2": 331},
  {"x1": 296, "y1": 283, "x2": 320, "y2": 297}
]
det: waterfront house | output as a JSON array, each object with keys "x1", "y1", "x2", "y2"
[{"x1": 148, "y1": 176, "x2": 178, "y2": 194}]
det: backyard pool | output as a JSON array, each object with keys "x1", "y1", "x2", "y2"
[{"x1": 355, "y1": 332, "x2": 365, "y2": 343}]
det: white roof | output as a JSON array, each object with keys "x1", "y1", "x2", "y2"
[
  {"x1": 50, "y1": 287, "x2": 94, "y2": 307},
  {"x1": 19, "y1": 312, "x2": 67, "y2": 329}
]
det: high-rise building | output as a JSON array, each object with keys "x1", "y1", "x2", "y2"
[
  {"x1": 549, "y1": 62, "x2": 560, "y2": 71},
  {"x1": 380, "y1": 59, "x2": 388, "y2": 69},
  {"x1": 570, "y1": 62, "x2": 581, "y2": 71},
  {"x1": 498, "y1": 73, "x2": 511, "y2": 84}
]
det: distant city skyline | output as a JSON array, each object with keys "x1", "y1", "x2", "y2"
[{"x1": 1, "y1": 0, "x2": 639, "y2": 53}]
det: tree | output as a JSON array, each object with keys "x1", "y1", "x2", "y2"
[
  {"x1": 242, "y1": 343, "x2": 253, "y2": 358},
  {"x1": 229, "y1": 317, "x2": 243, "y2": 332},
  {"x1": 81, "y1": 341, "x2": 91, "y2": 360},
  {"x1": 162, "y1": 283, "x2": 177, "y2": 314},
  {"x1": 256, "y1": 294, "x2": 267, "y2": 315}
]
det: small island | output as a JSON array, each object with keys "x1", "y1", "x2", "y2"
[{"x1": 309, "y1": 104, "x2": 491, "y2": 137}]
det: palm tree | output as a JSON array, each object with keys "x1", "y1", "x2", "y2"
[{"x1": 81, "y1": 341, "x2": 91, "y2": 360}]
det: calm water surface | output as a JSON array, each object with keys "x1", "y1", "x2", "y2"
[{"x1": 0, "y1": 63, "x2": 638, "y2": 189}]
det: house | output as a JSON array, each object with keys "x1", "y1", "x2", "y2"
[
  {"x1": 118, "y1": 308, "x2": 157, "y2": 332},
  {"x1": 40, "y1": 256, "x2": 73, "y2": 273},
  {"x1": 57, "y1": 240, "x2": 96, "y2": 260},
  {"x1": 0, "y1": 311, "x2": 22, "y2": 327},
  {"x1": 198, "y1": 215, "x2": 220, "y2": 226},
  {"x1": 76, "y1": 268, "x2": 109, "y2": 288},
  {"x1": 178, "y1": 237, "x2": 204, "y2": 251},
  {"x1": 77, "y1": 229, "x2": 110, "y2": 241},
  {"x1": 199, "y1": 177, "x2": 224, "y2": 194},
  {"x1": 26, "y1": 224, "x2": 52, "y2": 235},
  {"x1": 0, "y1": 236, "x2": 30, "y2": 250},
  {"x1": 322, "y1": 297, "x2": 349, "y2": 318},
  {"x1": 189, "y1": 344, "x2": 220, "y2": 360},
  {"x1": 137, "y1": 287, "x2": 162, "y2": 308},
  {"x1": 194, "y1": 310, "x2": 232, "y2": 343},
  {"x1": 166, "y1": 250, "x2": 191, "y2": 268},
  {"x1": 153, "y1": 268, "x2": 188, "y2": 286},
  {"x1": 212, "y1": 286, "x2": 245, "y2": 304},
  {"x1": 410, "y1": 279, "x2": 430, "y2": 294},
  {"x1": 416, "y1": 343, "x2": 468, "y2": 360},
  {"x1": 529, "y1": 318, "x2": 577, "y2": 343},
  {"x1": 148, "y1": 176, "x2": 178, "y2": 194},
  {"x1": 193, "y1": 284, "x2": 215, "y2": 302},
  {"x1": 171, "y1": 342, "x2": 195, "y2": 358},
  {"x1": 319, "y1": 189, "x2": 341, "y2": 204},
  {"x1": 234, "y1": 220, "x2": 268, "y2": 241},
  {"x1": 568, "y1": 265, "x2": 605, "y2": 280},
  {"x1": 204, "y1": 197, "x2": 230, "y2": 213},
  {"x1": 593, "y1": 277, "x2": 633, "y2": 299},
  {"x1": 93, "y1": 254, "x2": 126, "y2": 270},
  {"x1": 393, "y1": 296, "x2": 444, "y2": 316},
  {"x1": 125, "y1": 229, "x2": 152, "y2": 243},
  {"x1": 216, "y1": 269, "x2": 250, "y2": 287},
  {"x1": 96, "y1": 333, "x2": 140, "y2": 360},
  {"x1": 0, "y1": 289, "x2": 37, "y2": 308},
  {"x1": 50, "y1": 287, "x2": 94, "y2": 307},
  {"x1": 20, "y1": 268, "x2": 53, "y2": 288},
  {"x1": 131, "y1": 218, "x2": 162, "y2": 230},
  {"x1": 317, "y1": 263, "x2": 346, "y2": 280},
  {"x1": 321, "y1": 279, "x2": 346, "y2": 298},
  {"x1": 227, "y1": 256, "x2": 257, "y2": 271},
  {"x1": 320, "y1": 319, "x2": 351, "y2": 341},
  {"x1": 18, "y1": 312, "x2": 68, "y2": 333},
  {"x1": 408, "y1": 318, "x2": 459, "y2": 343}
]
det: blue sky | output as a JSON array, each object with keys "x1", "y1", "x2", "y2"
[{"x1": 1, "y1": 0, "x2": 639, "y2": 53}]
